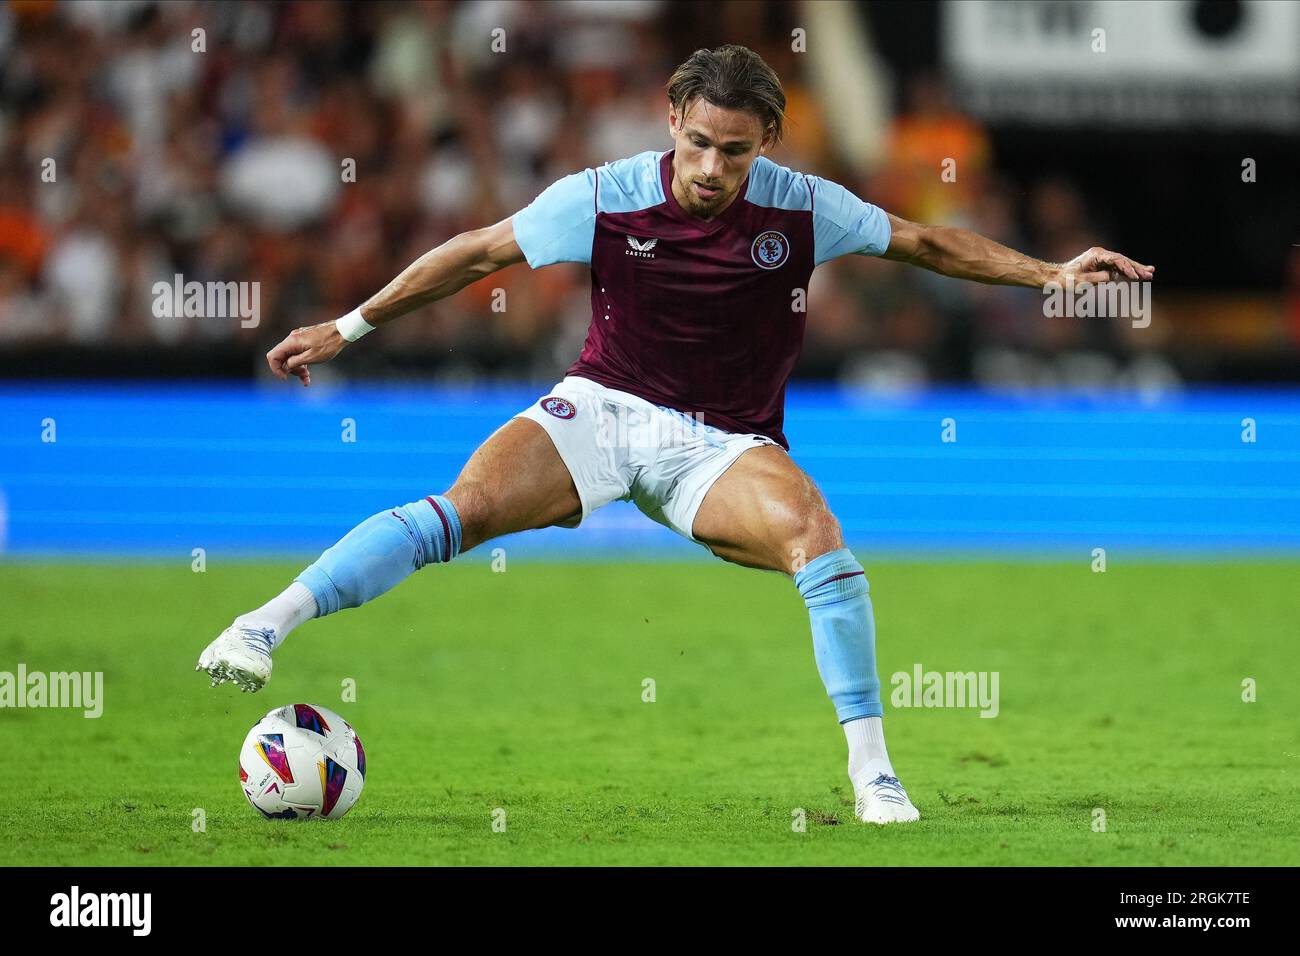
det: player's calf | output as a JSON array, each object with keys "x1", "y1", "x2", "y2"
[
  {"x1": 796, "y1": 548, "x2": 921, "y2": 825},
  {"x1": 196, "y1": 495, "x2": 462, "y2": 690},
  {"x1": 296, "y1": 494, "x2": 462, "y2": 615},
  {"x1": 200, "y1": 417, "x2": 581, "y2": 691},
  {"x1": 694, "y1": 447, "x2": 920, "y2": 824}
]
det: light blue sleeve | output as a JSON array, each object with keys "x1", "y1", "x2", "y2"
[
  {"x1": 808, "y1": 175, "x2": 892, "y2": 265},
  {"x1": 511, "y1": 169, "x2": 598, "y2": 268}
]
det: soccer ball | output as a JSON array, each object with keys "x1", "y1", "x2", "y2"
[{"x1": 238, "y1": 704, "x2": 366, "y2": 820}]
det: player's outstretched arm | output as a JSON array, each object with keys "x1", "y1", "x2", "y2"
[
  {"x1": 266, "y1": 217, "x2": 526, "y2": 386},
  {"x1": 881, "y1": 213, "x2": 1154, "y2": 290}
]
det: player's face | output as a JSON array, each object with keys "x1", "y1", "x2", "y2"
[{"x1": 668, "y1": 98, "x2": 771, "y2": 220}]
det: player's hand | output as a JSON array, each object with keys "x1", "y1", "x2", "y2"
[
  {"x1": 266, "y1": 321, "x2": 347, "y2": 387},
  {"x1": 1054, "y1": 246, "x2": 1155, "y2": 285}
]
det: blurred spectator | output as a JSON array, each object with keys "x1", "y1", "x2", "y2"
[
  {"x1": 875, "y1": 73, "x2": 991, "y2": 228},
  {"x1": 0, "y1": 0, "x2": 1173, "y2": 391}
]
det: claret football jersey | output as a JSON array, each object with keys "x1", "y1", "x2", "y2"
[{"x1": 511, "y1": 149, "x2": 892, "y2": 449}]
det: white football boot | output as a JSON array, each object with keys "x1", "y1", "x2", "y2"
[
  {"x1": 196, "y1": 624, "x2": 275, "y2": 692},
  {"x1": 853, "y1": 769, "x2": 921, "y2": 824}
]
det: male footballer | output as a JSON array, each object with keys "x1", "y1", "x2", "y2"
[{"x1": 198, "y1": 45, "x2": 1153, "y2": 824}]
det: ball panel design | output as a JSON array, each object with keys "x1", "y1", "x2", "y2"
[
  {"x1": 293, "y1": 703, "x2": 331, "y2": 735},
  {"x1": 254, "y1": 733, "x2": 295, "y2": 783},
  {"x1": 237, "y1": 703, "x2": 365, "y2": 821}
]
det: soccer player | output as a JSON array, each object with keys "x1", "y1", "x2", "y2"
[{"x1": 198, "y1": 45, "x2": 1153, "y2": 824}]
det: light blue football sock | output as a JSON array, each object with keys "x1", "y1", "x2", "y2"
[
  {"x1": 295, "y1": 495, "x2": 462, "y2": 616},
  {"x1": 794, "y1": 548, "x2": 882, "y2": 723}
]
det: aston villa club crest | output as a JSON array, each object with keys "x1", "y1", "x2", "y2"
[
  {"x1": 540, "y1": 396, "x2": 576, "y2": 419},
  {"x1": 751, "y1": 230, "x2": 789, "y2": 269}
]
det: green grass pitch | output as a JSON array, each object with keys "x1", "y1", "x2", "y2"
[{"x1": 1, "y1": 557, "x2": 1296, "y2": 866}]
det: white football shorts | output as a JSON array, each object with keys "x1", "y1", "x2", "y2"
[{"x1": 513, "y1": 375, "x2": 778, "y2": 542}]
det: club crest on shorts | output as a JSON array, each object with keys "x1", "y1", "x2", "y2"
[
  {"x1": 751, "y1": 230, "x2": 789, "y2": 270},
  {"x1": 540, "y1": 396, "x2": 576, "y2": 420}
]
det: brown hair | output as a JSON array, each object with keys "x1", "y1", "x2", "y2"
[{"x1": 666, "y1": 45, "x2": 786, "y2": 145}]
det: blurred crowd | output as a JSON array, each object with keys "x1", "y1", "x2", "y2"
[{"x1": 0, "y1": 0, "x2": 1165, "y2": 389}]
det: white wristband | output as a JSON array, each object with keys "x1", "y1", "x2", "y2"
[{"x1": 335, "y1": 307, "x2": 376, "y2": 342}]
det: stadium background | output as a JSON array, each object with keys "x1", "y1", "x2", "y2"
[{"x1": 3, "y1": 0, "x2": 1299, "y2": 559}]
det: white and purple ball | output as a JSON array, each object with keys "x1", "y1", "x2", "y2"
[{"x1": 238, "y1": 704, "x2": 366, "y2": 820}]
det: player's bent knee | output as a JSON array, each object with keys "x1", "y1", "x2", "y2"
[{"x1": 779, "y1": 507, "x2": 844, "y2": 571}]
